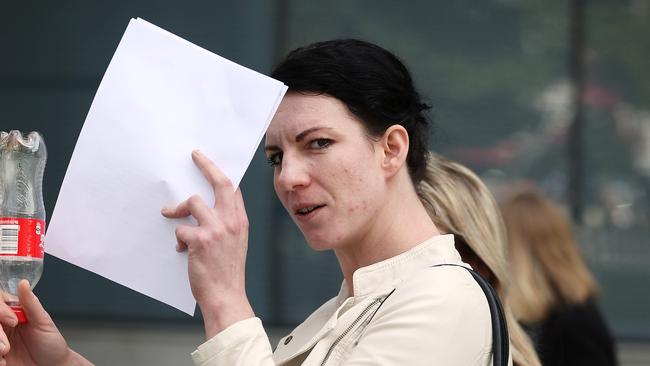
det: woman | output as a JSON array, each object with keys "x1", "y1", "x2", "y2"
[
  {"x1": 417, "y1": 154, "x2": 541, "y2": 366},
  {"x1": 501, "y1": 189, "x2": 617, "y2": 366},
  {"x1": 1, "y1": 40, "x2": 505, "y2": 365}
]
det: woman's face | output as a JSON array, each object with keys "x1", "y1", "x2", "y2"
[{"x1": 265, "y1": 93, "x2": 387, "y2": 251}]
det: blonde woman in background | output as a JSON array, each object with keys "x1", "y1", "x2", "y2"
[
  {"x1": 501, "y1": 189, "x2": 617, "y2": 366},
  {"x1": 418, "y1": 154, "x2": 541, "y2": 366}
]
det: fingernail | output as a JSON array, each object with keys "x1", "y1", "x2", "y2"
[{"x1": 175, "y1": 244, "x2": 181, "y2": 252}]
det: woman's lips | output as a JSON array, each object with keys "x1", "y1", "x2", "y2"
[{"x1": 293, "y1": 204, "x2": 326, "y2": 221}]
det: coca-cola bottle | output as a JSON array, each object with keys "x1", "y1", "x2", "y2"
[{"x1": 0, "y1": 130, "x2": 47, "y2": 323}]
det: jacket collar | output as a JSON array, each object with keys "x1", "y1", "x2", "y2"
[
  {"x1": 337, "y1": 234, "x2": 464, "y2": 302},
  {"x1": 274, "y1": 234, "x2": 465, "y2": 365}
]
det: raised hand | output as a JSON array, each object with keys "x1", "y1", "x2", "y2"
[{"x1": 162, "y1": 150, "x2": 254, "y2": 339}]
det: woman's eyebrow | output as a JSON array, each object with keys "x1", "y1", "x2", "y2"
[
  {"x1": 295, "y1": 127, "x2": 333, "y2": 142},
  {"x1": 264, "y1": 145, "x2": 280, "y2": 154},
  {"x1": 265, "y1": 126, "x2": 334, "y2": 152}
]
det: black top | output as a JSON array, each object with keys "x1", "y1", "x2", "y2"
[{"x1": 524, "y1": 298, "x2": 617, "y2": 366}]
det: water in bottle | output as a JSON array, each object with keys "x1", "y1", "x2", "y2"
[{"x1": 0, "y1": 130, "x2": 47, "y2": 323}]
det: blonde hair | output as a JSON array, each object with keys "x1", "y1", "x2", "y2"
[
  {"x1": 417, "y1": 153, "x2": 541, "y2": 366},
  {"x1": 500, "y1": 188, "x2": 599, "y2": 324}
]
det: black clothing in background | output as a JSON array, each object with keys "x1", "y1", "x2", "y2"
[{"x1": 524, "y1": 298, "x2": 617, "y2": 366}]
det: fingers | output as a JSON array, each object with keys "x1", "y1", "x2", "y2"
[
  {"x1": 234, "y1": 188, "x2": 249, "y2": 228},
  {"x1": 0, "y1": 301, "x2": 17, "y2": 330},
  {"x1": 162, "y1": 196, "x2": 212, "y2": 252},
  {"x1": 163, "y1": 150, "x2": 247, "y2": 255},
  {"x1": 176, "y1": 237, "x2": 188, "y2": 252},
  {"x1": 17, "y1": 280, "x2": 53, "y2": 326},
  {"x1": 162, "y1": 150, "x2": 237, "y2": 220},
  {"x1": 0, "y1": 326, "x2": 9, "y2": 357},
  {"x1": 0, "y1": 295, "x2": 17, "y2": 357},
  {"x1": 0, "y1": 323, "x2": 10, "y2": 357},
  {"x1": 191, "y1": 150, "x2": 236, "y2": 212},
  {"x1": 175, "y1": 225, "x2": 194, "y2": 252},
  {"x1": 162, "y1": 195, "x2": 212, "y2": 223}
]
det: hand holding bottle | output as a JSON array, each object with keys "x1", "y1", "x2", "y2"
[{"x1": 0, "y1": 280, "x2": 92, "y2": 366}]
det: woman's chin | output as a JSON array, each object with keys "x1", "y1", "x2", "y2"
[
  {"x1": 303, "y1": 234, "x2": 341, "y2": 252},
  {"x1": 304, "y1": 240, "x2": 334, "y2": 251}
]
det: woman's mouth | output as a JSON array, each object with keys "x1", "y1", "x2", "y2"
[{"x1": 295, "y1": 204, "x2": 325, "y2": 216}]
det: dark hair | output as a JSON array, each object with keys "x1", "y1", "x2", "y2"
[{"x1": 271, "y1": 39, "x2": 432, "y2": 184}]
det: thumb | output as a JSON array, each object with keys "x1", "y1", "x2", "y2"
[{"x1": 17, "y1": 280, "x2": 53, "y2": 325}]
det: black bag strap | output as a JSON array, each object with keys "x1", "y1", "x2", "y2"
[{"x1": 431, "y1": 264, "x2": 509, "y2": 366}]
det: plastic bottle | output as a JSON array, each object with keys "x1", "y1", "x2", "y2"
[{"x1": 0, "y1": 130, "x2": 47, "y2": 323}]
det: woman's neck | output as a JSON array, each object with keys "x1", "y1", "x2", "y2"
[{"x1": 334, "y1": 178, "x2": 439, "y2": 297}]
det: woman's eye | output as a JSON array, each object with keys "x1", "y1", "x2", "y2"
[
  {"x1": 267, "y1": 152, "x2": 283, "y2": 166},
  {"x1": 309, "y1": 138, "x2": 332, "y2": 149}
]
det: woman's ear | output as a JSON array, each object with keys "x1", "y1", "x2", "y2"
[{"x1": 380, "y1": 125, "x2": 409, "y2": 178}]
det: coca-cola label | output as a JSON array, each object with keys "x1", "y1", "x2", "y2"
[{"x1": 0, "y1": 218, "x2": 45, "y2": 258}]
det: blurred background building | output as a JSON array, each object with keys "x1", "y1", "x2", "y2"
[{"x1": 1, "y1": 0, "x2": 648, "y2": 364}]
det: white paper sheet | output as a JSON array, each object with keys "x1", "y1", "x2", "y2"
[{"x1": 45, "y1": 18, "x2": 287, "y2": 315}]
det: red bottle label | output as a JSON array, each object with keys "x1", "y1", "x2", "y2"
[{"x1": 0, "y1": 218, "x2": 45, "y2": 259}]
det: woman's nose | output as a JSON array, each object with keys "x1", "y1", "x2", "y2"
[{"x1": 276, "y1": 156, "x2": 311, "y2": 192}]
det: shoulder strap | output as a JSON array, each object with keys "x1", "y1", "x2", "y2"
[{"x1": 431, "y1": 264, "x2": 509, "y2": 366}]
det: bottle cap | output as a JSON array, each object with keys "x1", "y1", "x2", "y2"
[{"x1": 9, "y1": 305, "x2": 28, "y2": 324}]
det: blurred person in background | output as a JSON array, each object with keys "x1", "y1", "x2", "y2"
[
  {"x1": 500, "y1": 188, "x2": 617, "y2": 366},
  {"x1": 418, "y1": 153, "x2": 541, "y2": 366}
]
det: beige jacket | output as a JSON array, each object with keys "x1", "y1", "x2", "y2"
[{"x1": 191, "y1": 234, "x2": 511, "y2": 366}]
